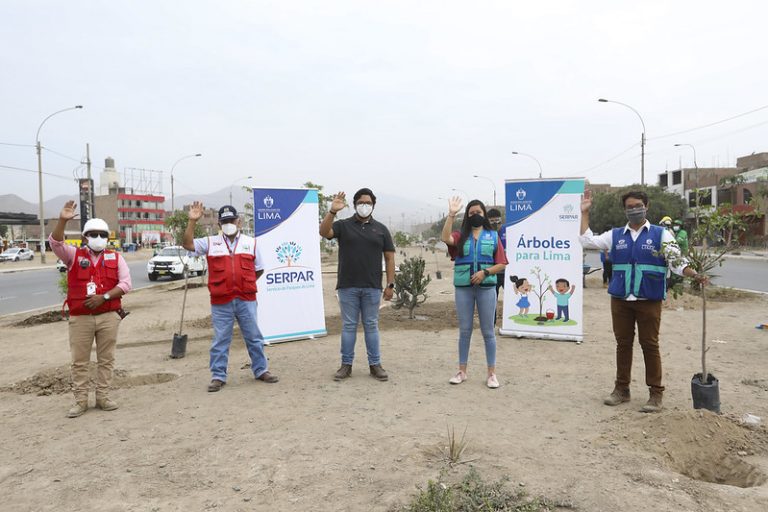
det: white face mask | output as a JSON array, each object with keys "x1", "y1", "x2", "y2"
[
  {"x1": 87, "y1": 236, "x2": 108, "y2": 252},
  {"x1": 221, "y1": 223, "x2": 238, "y2": 236},
  {"x1": 356, "y1": 203, "x2": 373, "y2": 218}
]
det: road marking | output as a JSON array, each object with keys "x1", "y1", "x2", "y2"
[
  {"x1": 0, "y1": 296, "x2": 17, "y2": 301},
  {"x1": 32, "y1": 291, "x2": 50, "y2": 295}
]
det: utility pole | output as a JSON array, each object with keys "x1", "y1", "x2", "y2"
[{"x1": 86, "y1": 143, "x2": 94, "y2": 217}]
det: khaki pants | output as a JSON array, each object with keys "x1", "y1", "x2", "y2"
[
  {"x1": 68, "y1": 313, "x2": 121, "y2": 402},
  {"x1": 610, "y1": 298, "x2": 664, "y2": 393}
]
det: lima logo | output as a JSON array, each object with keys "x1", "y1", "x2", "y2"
[
  {"x1": 265, "y1": 241, "x2": 315, "y2": 285},
  {"x1": 558, "y1": 203, "x2": 578, "y2": 221},
  {"x1": 263, "y1": 195, "x2": 274, "y2": 208},
  {"x1": 509, "y1": 188, "x2": 533, "y2": 212}
]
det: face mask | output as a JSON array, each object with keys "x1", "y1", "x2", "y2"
[
  {"x1": 625, "y1": 207, "x2": 647, "y2": 225},
  {"x1": 221, "y1": 223, "x2": 238, "y2": 236},
  {"x1": 87, "y1": 236, "x2": 108, "y2": 252},
  {"x1": 356, "y1": 204, "x2": 373, "y2": 218},
  {"x1": 469, "y1": 214, "x2": 485, "y2": 228},
  {"x1": 673, "y1": 226, "x2": 680, "y2": 232}
]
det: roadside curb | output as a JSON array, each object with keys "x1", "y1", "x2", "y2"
[{"x1": 0, "y1": 265, "x2": 58, "y2": 274}]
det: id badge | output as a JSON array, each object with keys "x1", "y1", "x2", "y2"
[{"x1": 87, "y1": 282, "x2": 97, "y2": 296}]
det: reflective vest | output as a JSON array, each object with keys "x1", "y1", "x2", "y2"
[
  {"x1": 608, "y1": 225, "x2": 667, "y2": 300},
  {"x1": 66, "y1": 247, "x2": 122, "y2": 316},
  {"x1": 453, "y1": 230, "x2": 498, "y2": 287},
  {"x1": 205, "y1": 234, "x2": 259, "y2": 305}
]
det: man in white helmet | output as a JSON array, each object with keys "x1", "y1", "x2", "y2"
[{"x1": 49, "y1": 201, "x2": 132, "y2": 418}]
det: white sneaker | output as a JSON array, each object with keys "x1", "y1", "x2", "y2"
[
  {"x1": 486, "y1": 374, "x2": 500, "y2": 389},
  {"x1": 449, "y1": 371, "x2": 467, "y2": 385}
]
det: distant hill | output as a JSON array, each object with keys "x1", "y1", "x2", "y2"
[{"x1": 0, "y1": 194, "x2": 78, "y2": 218}]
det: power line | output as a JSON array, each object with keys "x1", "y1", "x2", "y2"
[
  {"x1": 0, "y1": 141, "x2": 35, "y2": 148},
  {"x1": 41, "y1": 146, "x2": 83, "y2": 163},
  {"x1": 649, "y1": 104, "x2": 768, "y2": 140},
  {"x1": 0, "y1": 164, "x2": 75, "y2": 181}
]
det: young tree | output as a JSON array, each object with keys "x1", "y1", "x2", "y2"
[
  {"x1": 165, "y1": 210, "x2": 205, "y2": 245},
  {"x1": 393, "y1": 256, "x2": 431, "y2": 319},
  {"x1": 529, "y1": 266, "x2": 551, "y2": 321},
  {"x1": 393, "y1": 231, "x2": 410, "y2": 247}
]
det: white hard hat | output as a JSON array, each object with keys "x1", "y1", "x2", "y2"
[{"x1": 82, "y1": 218, "x2": 110, "y2": 235}]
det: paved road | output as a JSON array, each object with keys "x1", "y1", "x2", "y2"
[
  {"x1": 583, "y1": 251, "x2": 768, "y2": 293},
  {"x1": 0, "y1": 260, "x2": 164, "y2": 316},
  {"x1": 1, "y1": 252, "x2": 765, "y2": 317}
]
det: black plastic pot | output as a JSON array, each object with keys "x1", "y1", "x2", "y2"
[
  {"x1": 170, "y1": 333, "x2": 188, "y2": 359},
  {"x1": 435, "y1": 270, "x2": 442, "y2": 280},
  {"x1": 691, "y1": 373, "x2": 720, "y2": 413}
]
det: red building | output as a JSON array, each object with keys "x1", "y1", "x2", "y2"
[{"x1": 95, "y1": 192, "x2": 168, "y2": 244}]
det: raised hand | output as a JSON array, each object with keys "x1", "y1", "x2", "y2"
[
  {"x1": 448, "y1": 196, "x2": 463, "y2": 216},
  {"x1": 60, "y1": 200, "x2": 78, "y2": 220},
  {"x1": 581, "y1": 189, "x2": 592, "y2": 213},
  {"x1": 188, "y1": 201, "x2": 204, "y2": 221},
  {"x1": 330, "y1": 192, "x2": 346, "y2": 214}
]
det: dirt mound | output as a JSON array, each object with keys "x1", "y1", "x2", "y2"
[
  {"x1": 1, "y1": 365, "x2": 178, "y2": 396},
  {"x1": 168, "y1": 282, "x2": 207, "y2": 291},
  {"x1": 13, "y1": 310, "x2": 66, "y2": 327},
  {"x1": 624, "y1": 410, "x2": 768, "y2": 488}
]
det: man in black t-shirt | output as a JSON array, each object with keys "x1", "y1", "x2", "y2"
[{"x1": 319, "y1": 187, "x2": 395, "y2": 382}]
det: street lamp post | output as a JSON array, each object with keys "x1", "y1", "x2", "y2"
[
  {"x1": 598, "y1": 98, "x2": 646, "y2": 185},
  {"x1": 170, "y1": 153, "x2": 202, "y2": 212},
  {"x1": 229, "y1": 175, "x2": 253, "y2": 206},
  {"x1": 451, "y1": 188, "x2": 470, "y2": 200},
  {"x1": 674, "y1": 142, "x2": 699, "y2": 203},
  {"x1": 511, "y1": 151, "x2": 543, "y2": 179},
  {"x1": 36, "y1": 105, "x2": 83, "y2": 264},
  {"x1": 472, "y1": 174, "x2": 497, "y2": 206}
]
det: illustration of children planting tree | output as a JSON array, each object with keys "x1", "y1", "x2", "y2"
[{"x1": 509, "y1": 267, "x2": 577, "y2": 326}]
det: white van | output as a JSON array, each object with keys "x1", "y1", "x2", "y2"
[{"x1": 147, "y1": 246, "x2": 207, "y2": 281}]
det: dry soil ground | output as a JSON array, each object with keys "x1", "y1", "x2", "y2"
[{"x1": 1, "y1": 248, "x2": 767, "y2": 512}]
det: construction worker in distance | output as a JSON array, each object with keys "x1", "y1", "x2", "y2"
[{"x1": 673, "y1": 220, "x2": 689, "y2": 254}]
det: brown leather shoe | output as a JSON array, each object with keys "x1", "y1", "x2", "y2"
[
  {"x1": 603, "y1": 387, "x2": 630, "y2": 406},
  {"x1": 640, "y1": 392, "x2": 663, "y2": 413},
  {"x1": 207, "y1": 379, "x2": 226, "y2": 392},
  {"x1": 256, "y1": 371, "x2": 279, "y2": 383},
  {"x1": 369, "y1": 364, "x2": 389, "y2": 382},
  {"x1": 334, "y1": 364, "x2": 352, "y2": 381}
]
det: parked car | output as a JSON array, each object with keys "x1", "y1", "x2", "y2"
[
  {"x1": 147, "y1": 246, "x2": 207, "y2": 281},
  {"x1": 0, "y1": 247, "x2": 34, "y2": 262}
]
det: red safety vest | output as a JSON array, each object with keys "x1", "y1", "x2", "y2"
[
  {"x1": 66, "y1": 247, "x2": 122, "y2": 316},
  {"x1": 205, "y1": 234, "x2": 259, "y2": 305}
]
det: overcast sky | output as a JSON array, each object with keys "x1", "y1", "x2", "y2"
[{"x1": 2, "y1": 0, "x2": 767, "y2": 217}]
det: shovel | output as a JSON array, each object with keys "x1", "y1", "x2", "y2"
[{"x1": 171, "y1": 253, "x2": 190, "y2": 359}]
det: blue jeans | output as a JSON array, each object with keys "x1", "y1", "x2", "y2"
[
  {"x1": 455, "y1": 286, "x2": 497, "y2": 367},
  {"x1": 337, "y1": 287, "x2": 382, "y2": 366},
  {"x1": 556, "y1": 305, "x2": 570, "y2": 321},
  {"x1": 210, "y1": 298, "x2": 269, "y2": 382}
]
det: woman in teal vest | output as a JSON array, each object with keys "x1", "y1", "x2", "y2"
[{"x1": 442, "y1": 197, "x2": 508, "y2": 388}]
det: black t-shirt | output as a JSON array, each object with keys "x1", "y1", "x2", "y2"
[{"x1": 332, "y1": 215, "x2": 395, "y2": 289}]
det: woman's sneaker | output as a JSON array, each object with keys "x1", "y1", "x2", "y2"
[
  {"x1": 449, "y1": 371, "x2": 467, "y2": 385},
  {"x1": 486, "y1": 374, "x2": 500, "y2": 389}
]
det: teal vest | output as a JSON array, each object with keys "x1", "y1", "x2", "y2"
[{"x1": 453, "y1": 230, "x2": 498, "y2": 287}]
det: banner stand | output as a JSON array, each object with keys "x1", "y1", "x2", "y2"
[
  {"x1": 253, "y1": 188, "x2": 327, "y2": 344},
  {"x1": 499, "y1": 178, "x2": 585, "y2": 343}
]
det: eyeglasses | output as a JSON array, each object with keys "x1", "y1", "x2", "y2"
[{"x1": 86, "y1": 232, "x2": 109, "y2": 239}]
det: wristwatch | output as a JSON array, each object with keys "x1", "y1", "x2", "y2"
[
  {"x1": 387, "y1": 282, "x2": 395, "y2": 289},
  {"x1": 103, "y1": 293, "x2": 111, "y2": 301},
  {"x1": 483, "y1": 269, "x2": 491, "y2": 277}
]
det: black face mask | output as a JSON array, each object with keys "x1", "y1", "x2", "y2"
[{"x1": 469, "y1": 214, "x2": 485, "y2": 228}]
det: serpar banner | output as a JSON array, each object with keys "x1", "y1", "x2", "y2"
[
  {"x1": 253, "y1": 188, "x2": 327, "y2": 343},
  {"x1": 500, "y1": 178, "x2": 585, "y2": 342}
]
